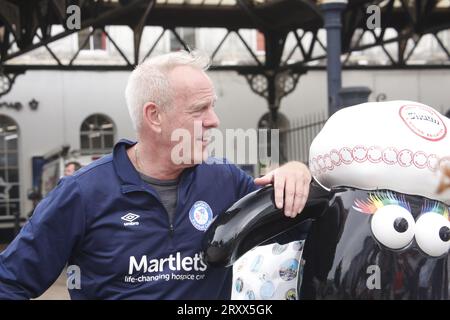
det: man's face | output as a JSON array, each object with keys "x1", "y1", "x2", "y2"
[
  {"x1": 64, "y1": 164, "x2": 76, "y2": 176},
  {"x1": 160, "y1": 66, "x2": 220, "y2": 166}
]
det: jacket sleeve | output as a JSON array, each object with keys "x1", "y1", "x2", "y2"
[
  {"x1": 226, "y1": 163, "x2": 260, "y2": 200},
  {"x1": 0, "y1": 177, "x2": 86, "y2": 299},
  {"x1": 227, "y1": 163, "x2": 312, "y2": 245}
]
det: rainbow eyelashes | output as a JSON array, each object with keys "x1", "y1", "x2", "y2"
[
  {"x1": 353, "y1": 192, "x2": 410, "y2": 215},
  {"x1": 422, "y1": 200, "x2": 450, "y2": 221},
  {"x1": 353, "y1": 192, "x2": 450, "y2": 221}
]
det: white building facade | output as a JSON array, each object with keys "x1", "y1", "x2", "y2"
[{"x1": 1, "y1": 26, "x2": 450, "y2": 230}]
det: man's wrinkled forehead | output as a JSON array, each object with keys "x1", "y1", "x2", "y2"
[
  {"x1": 168, "y1": 67, "x2": 216, "y2": 101},
  {"x1": 168, "y1": 65, "x2": 211, "y2": 87},
  {"x1": 188, "y1": 94, "x2": 218, "y2": 111}
]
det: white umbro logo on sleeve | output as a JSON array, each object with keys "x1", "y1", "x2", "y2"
[{"x1": 121, "y1": 213, "x2": 140, "y2": 226}]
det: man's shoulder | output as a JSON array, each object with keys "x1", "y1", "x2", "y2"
[
  {"x1": 202, "y1": 158, "x2": 253, "y2": 175},
  {"x1": 196, "y1": 158, "x2": 254, "y2": 185},
  {"x1": 198, "y1": 157, "x2": 237, "y2": 175},
  {"x1": 70, "y1": 154, "x2": 116, "y2": 185}
]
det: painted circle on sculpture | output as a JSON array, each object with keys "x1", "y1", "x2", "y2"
[
  {"x1": 272, "y1": 243, "x2": 288, "y2": 255},
  {"x1": 399, "y1": 104, "x2": 447, "y2": 141},
  {"x1": 260, "y1": 281, "x2": 275, "y2": 299},
  {"x1": 245, "y1": 290, "x2": 255, "y2": 300},
  {"x1": 285, "y1": 288, "x2": 297, "y2": 300},
  {"x1": 234, "y1": 278, "x2": 243, "y2": 293},
  {"x1": 250, "y1": 255, "x2": 264, "y2": 272},
  {"x1": 279, "y1": 258, "x2": 299, "y2": 281}
]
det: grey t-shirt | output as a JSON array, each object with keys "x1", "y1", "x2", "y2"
[{"x1": 139, "y1": 172, "x2": 179, "y2": 223}]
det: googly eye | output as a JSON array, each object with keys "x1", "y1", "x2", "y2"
[
  {"x1": 415, "y1": 212, "x2": 450, "y2": 257},
  {"x1": 371, "y1": 205, "x2": 415, "y2": 250}
]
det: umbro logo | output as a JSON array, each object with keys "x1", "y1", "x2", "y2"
[{"x1": 121, "y1": 213, "x2": 140, "y2": 226}]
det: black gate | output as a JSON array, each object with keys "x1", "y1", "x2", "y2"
[{"x1": 282, "y1": 113, "x2": 328, "y2": 164}]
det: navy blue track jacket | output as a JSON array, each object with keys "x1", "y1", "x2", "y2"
[{"x1": 0, "y1": 139, "x2": 259, "y2": 299}]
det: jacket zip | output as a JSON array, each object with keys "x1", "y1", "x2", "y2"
[
  {"x1": 168, "y1": 176, "x2": 183, "y2": 238},
  {"x1": 164, "y1": 203, "x2": 175, "y2": 238},
  {"x1": 139, "y1": 186, "x2": 175, "y2": 238},
  {"x1": 168, "y1": 223, "x2": 175, "y2": 237},
  {"x1": 168, "y1": 171, "x2": 186, "y2": 238},
  {"x1": 140, "y1": 172, "x2": 185, "y2": 238}
]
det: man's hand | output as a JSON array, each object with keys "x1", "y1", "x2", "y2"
[{"x1": 254, "y1": 162, "x2": 312, "y2": 218}]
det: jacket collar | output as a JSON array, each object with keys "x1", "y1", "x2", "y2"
[
  {"x1": 112, "y1": 138, "x2": 196, "y2": 195},
  {"x1": 112, "y1": 139, "x2": 143, "y2": 192}
]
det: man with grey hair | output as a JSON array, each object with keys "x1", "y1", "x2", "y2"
[{"x1": 0, "y1": 51, "x2": 311, "y2": 300}]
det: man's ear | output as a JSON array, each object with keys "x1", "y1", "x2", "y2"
[{"x1": 143, "y1": 102, "x2": 162, "y2": 133}]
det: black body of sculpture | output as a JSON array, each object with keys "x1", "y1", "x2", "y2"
[{"x1": 203, "y1": 182, "x2": 450, "y2": 299}]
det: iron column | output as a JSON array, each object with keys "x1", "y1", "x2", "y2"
[{"x1": 320, "y1": 0, "x2": 347, "y2": 116}]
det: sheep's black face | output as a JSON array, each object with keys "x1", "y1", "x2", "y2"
[{"x1": 300, "y1": 187, "x2": 450, "y2": 300}]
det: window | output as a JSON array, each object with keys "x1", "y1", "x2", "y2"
[
  {"x1": 170, "y1": 28, "x2": 196, "y2": 51},
  {"x1": 78, "y1": 28, "x2": 106, "y2": 50},
  {"x1": 255, "y1": 31, "x2": 265, "y2": 53},
  {"x1": 0, "y1": 115, "x2": 20, "y2": 219},
  {"x1": 80, "y1": 114, "x2": 115, "y2": 155}
]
